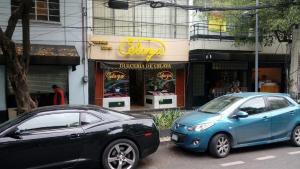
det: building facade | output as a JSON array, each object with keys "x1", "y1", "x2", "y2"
[
  {"x1": 87, "y1": 0, "x2": 191, "y2": 111},
  {"x1": 0, "y1": 0, "x2": 88, "y2": 121},
  {"x1": 187, "y1": 11, "x2": 289, "y2": 108}
]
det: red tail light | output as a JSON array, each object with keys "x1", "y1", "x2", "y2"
[{"x1": 144, "y1": 132, "x2": 153, "y2": 137}]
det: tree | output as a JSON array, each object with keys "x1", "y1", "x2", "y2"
[
  {"x1": 0, "y1": 0, "x2": 37, "y2": 114},
  {"x1": 194, "y1": 0, "x2": 300, "y2": 45}
]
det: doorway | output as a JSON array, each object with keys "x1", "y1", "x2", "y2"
[{"x1": 129, "y1": 70, "x2": 144, "y2": 107}]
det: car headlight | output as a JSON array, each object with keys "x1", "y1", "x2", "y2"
[{"x1": 187, "y1": 122, "x2": 215, "y2": 132}]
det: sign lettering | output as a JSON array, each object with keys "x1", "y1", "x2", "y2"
[
  {"x1": 91, "y1": 40, "x2": 112, "y2": 51},
  {"x1": 105, "y1": 71, "x2": 126, "y2": 80},
  {"x1": 119, "y1": 37, "x2": 166, "y2": 62},
  {"x1": 119, "y1": 63, "x2": 172, "y2": 69},
  {"x1": 157, "y1": 71, "x2": 173, "y2": 80}
]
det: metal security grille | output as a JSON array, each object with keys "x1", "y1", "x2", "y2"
[
  {"x1": 192, "y1": 64, "x2": 205, "y2": 96},
  {"x1": 7, "y1": 66, "x2": 68, "y2": 94}
]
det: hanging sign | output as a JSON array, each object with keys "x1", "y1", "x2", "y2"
[{"x1": 119, "y1": 37, "x2": 166, "y2": 62}]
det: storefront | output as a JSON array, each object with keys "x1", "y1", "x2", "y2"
[
  {"x1": 186, "y1": 50, "x2": 288, "y2": 108},
  {"x1": 89, "y1": 35, "x2": 189, "y2": 111},
  {"x1": 0, "y1": 44, "x2": 80, "y2": 119}
]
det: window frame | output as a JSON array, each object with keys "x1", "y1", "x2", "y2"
[
  {"x1": 236, "y1": 96, "x2": 268, "y2": 116},
  {"x1": 80, "y1": 111, "x2": 103, "y2": 126},
  {"x1": 11, "y1": 0, "x2": 60, "y2": 23},
  {"x1": 16, "y1": 111, "x2": 80, "y2": 133},
  {"x1": 266, "y1": 96, "x2": 293, "y2": 111},
  {"x1": 92, "y1": 0, "x2": 188, "y2": 39}
]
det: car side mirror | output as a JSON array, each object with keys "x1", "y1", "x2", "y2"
[
  {"x1": 6, "y1": 128, "x2": 22, "y2": 139},
  {"x1": 233, "y1": 111, "x2": 249, "y2": 119}
]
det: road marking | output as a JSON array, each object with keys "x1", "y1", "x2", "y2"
[
  {"x1": 220, "y1": 161, "x2": 245, "y2": 167},
  {"x1": 288, "y1": 151, "x2": 300, "y2": 155},
  {"x1": 160, "y1": 136, "x2": 170, "y2": 142},
  {"x1": 255, "y1": 155, "x2": 276, "y2": 161}
]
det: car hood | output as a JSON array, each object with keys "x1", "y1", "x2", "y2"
[{"x1": 176, "y1": 111, "x2": 221, "y2": 126}]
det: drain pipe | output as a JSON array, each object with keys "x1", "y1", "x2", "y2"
[{"x1": 81, "y1": 0, "x2": 88, "y2": 104}]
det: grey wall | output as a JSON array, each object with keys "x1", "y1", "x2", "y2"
[{"x1": 0, "y1": 66, "x2": 6, "y2": 111}]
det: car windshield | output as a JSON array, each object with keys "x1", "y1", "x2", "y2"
[
  {"x1": 199, "y1": 96, "x2": 242, "y2": 114},
  {"x1": 0, "y1": 113, "x2": 32, "y2": 133}
]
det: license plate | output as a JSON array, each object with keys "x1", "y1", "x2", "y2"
[{"x1": 171, "y1": 134, "x2": 178, "y2": 141}]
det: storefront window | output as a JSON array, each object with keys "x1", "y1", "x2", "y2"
[
  {"x1": 145, "y1": 70, "x2": 176, "y2": 96},
  {"x1": 104, "y1": 70, "x2": 129, "y2": 98}
]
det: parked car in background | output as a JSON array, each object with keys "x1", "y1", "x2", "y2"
[
  {"x1": 0, "y1": 105, "x2": 159, "y2": 169},
  {"x1": 171, "y1": 93, "x2": 300, "y2": 158}
]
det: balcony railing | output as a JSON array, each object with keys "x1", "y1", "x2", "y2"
[{"x1": 190, "y1": 23, "x2": 253, "y2": 41}]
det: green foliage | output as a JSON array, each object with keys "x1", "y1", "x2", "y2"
[
  {"x1": 193, "y1": 0, "x2": 300, "y2": 45},
  {"x1": 153, "y1": 110, "x2": 183, "y2": 129}
]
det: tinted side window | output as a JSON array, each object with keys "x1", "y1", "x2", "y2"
[
  {"x1": 18, "y1": 113, "x2": 80, "y2": 131},
  {"x1": 267, "y1": 97, "x2": 290, "y2": 111},
  {"x1": 239, "y1": 97, "x2": 266, "y2": 115},
  {"x1": 81, "y1": 113, "x2": 101, "y2": 125}
]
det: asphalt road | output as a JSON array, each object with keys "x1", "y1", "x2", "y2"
[{"x1": 137, "y1": 141, "x2": 300, "y2": 169}]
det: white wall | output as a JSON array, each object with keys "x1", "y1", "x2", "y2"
[
  {"x1": 0, "y1": 66, "x2": 6, "y2": 111},
  {"x1": 0, "y1": 0, "x2": 88, "y2": 105}
]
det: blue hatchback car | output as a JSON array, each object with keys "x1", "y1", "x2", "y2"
[{"x1": 171, "y1": 93, "x2": 300, "y2": 158}]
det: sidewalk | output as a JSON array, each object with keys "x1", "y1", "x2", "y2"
[
  {"x1": 127, "y1": 108, "x2": 193, "y2": 143},
  {"x1": 159, "y1": 129, "x2": 171, "y2": 143}
]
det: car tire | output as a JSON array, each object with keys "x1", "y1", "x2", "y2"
[
  {"x1": 209, "y1": 134, "x2": 231, "y2": 158},
  {"x1": 291, "y1": 125, "x2": 300, "y2": 147},
  {"x1": 102, "y1": 139, "x2": 139, "y2": 169}
]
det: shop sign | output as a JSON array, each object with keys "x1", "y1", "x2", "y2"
[
  {"x1": 91, "y1": 40, "x2": 112, "y2": 51},
  {"x1": 119, "y1": 37, "x2": 166, "y2": 62},
  {"x1": 105, "y1": 71, "x2": 126, "y2": 80},
  {"x1": 93, "y1": 41, "x2": 108, "y2": 45},
  {"x1": 119, "y1": 63, "x2": 171, "y2": 69},
  {"x1": 208, "y1": 12, "x2": 227, "y2": 33},
  {"x1": 157, "y1": 71, "x2": 173, "y2": 80}
]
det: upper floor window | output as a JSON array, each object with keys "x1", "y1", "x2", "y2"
[{"x1": 11, "y1": 0, "x2": 60, "y2": 22}]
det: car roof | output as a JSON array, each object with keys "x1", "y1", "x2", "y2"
[
  {"x1": 29, "y1": 105, "x2": 104, "y2": 114},
  {"x1": 224, "y1": 92, "x2": 290, "y2": 98}
]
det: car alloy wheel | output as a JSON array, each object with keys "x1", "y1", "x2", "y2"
[
  {"x1": 209, "y1": 134, "x2": 231, "y2": 158},
  {"x1": 103, "y1": 139, "x2": 139, "y2": 169},
  {"x1": 216, "y1": 136, "x2": 230, "y2": 156},
  {"x1": 292, "y1": 126, "x2": 300, "y2": 146}
]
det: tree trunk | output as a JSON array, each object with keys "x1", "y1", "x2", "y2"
[
  {"x1": 1, "y1": 35, "x2": 36, "y2": 114},
  {"x1": 0, "y1": 0, "x2": 36, "y2": 114},
  {"x1": 290, "y1": 28, "x2": 300, "y2": 100}
]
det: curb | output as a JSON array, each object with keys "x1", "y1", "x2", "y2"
[{"x1": 160, "y1": 136, "x2": 170, "y2": 143}]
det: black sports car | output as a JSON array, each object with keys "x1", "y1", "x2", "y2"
[{"x1": 0, "y1": 105, "x2": 160, "y2": 169}]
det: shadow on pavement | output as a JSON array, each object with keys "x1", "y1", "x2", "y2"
[{"x1": 231, "y1": 141, "x2": 292, "y2": 154}]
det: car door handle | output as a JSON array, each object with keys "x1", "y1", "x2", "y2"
[
  {"x1": 69, "y1": 133, "x2": 81, "y2": 139},
  {"x1": 263, "y1": 116, "x2": 269, "y2": 120}
]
